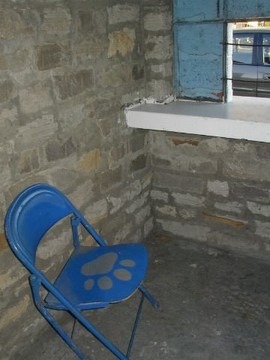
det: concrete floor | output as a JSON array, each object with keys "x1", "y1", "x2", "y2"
[{"x1": 19, "y1": 234, "x2": 270, "y2": 360}]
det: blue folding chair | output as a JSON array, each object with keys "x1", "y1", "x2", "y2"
[{"x1": 4, "y1": 183, "x2": 159, "y2": 359}]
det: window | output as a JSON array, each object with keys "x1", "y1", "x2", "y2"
[{"x1": 233, "y1": 33, "x2": 255, "y2": 65}]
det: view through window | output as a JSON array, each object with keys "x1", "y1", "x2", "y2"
[{"x1": 229, "y1": 20, "x2": 270, "y2": 99}]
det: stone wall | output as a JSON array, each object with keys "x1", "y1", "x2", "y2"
[
  {"x1": 150, "y1": 131, "x2": 270, "y2": 260},
  {"x1": 0, "y1": 0, "x2": 172, "y2": 357}
]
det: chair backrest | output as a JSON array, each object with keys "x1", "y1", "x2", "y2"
[{"x1": 5, "y1": 184, "x2": 75, "y2": 269}]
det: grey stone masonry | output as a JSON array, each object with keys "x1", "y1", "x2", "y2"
[
  {"x1": 0, "y1": 1, "x2": 171, "y2": 357},
  {"x1": 150, "y1": 132, "x2": 270, "y2": 260}
]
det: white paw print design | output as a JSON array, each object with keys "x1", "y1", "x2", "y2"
[{"x1": 81, "y1": 252, "x2": 136, "y2": 291}]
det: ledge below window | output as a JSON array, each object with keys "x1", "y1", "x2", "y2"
[{"x1": 125, "y1": 96, "x2": 270, "y2": 143}]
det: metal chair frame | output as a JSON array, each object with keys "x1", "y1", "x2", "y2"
[{"x1": 5, "y1": 183, "x2": 159, "y2": 360}]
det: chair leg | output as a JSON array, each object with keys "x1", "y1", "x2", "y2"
[
  {"x1": 139, "y1": 285, "x2": 160, "y2": 309},
  {"x1": 37, "y1": 304, "x2": 88, "y2": 360},
  {"x1": 126, "y1": 293, "x2": 145, "y2": 358}
]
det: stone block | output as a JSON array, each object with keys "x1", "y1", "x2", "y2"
[
  {"x1": 144, "y1": 9, "x2": 172, "y2": 32},
  {"x1": 99, "y1": 167, "x2": 122, "y2": 192},
  {"x1": 214, "y1": 201, "x2": 243, "y2": 215},
  {"x1": 144, "y1": 217, "x2": 154, "y2": 237},
  {"x1": 37, "y1": 44, "x2": 67, "y2": 71},
  {"x1": 68, "y1": 179, "x2": 94, "y2": 209},
  {"x1": 156, "y1": 204, "x2": 177, "y2": 217},
  {"x1": 150, "y1": 189, "x2": 168, "y2": 202},
  {"x1": 131, "y1": 154, "x2": 147, "y2": 172},
  {"x1": 16, "y1": 149, "x2": 39, "y2": 174},
  {"x1": 157, "y1": 219, "x2": 210, "y2": 242},
  {"x1": 230, "y1": 182, "x2": 270, "y2": 204},
  {"x1": 203, "y1": 211, "x2": 247, "y2": 229},
  {"x1": 46, "y1": 137, "x2": 76, "y2": 162},
  {"x1": 85, "y1": 199, "x2": 108, "y2": 225},
  {"x1": 0, "y1": 233, "x2": 8, "y2": 252},
  {"x1": 41, "y1": 7, "x2": 71, "y2": 36},
  {"x1": 0, "y1": 295, "x2": 30, "y2": 332},
  {"x1": 114, "y1": 222, "x2": 133, "y2": 243},
  {"x1": 135, "y1": 204, "x2": 151, "y2": 225},
  {"x1": 207, "y1": 180, "x2": 229, "y2": 197},
  {"x1": 0, "y1": 80, "x2": 15, "y2": 103},
  {"x1": 150, "y1": 62, "x2": 172, "y2": 78},
  {"x1": 126, "y1": 191, "x2": 148, "y2": 214},
  {"x1": 15, "y1": 113, "x2": 57, "y2": 150},
  {"x1": 0, "y1": 10, "x2": 30, "y2": 40},
  {"x1": 153, "y1": 173, "x2": 205, "y2": 195},
  {"x1": 78, "y1": 11, "x2": 94, "y2": 34},
  {"x1": 100, "y1": 64, "x2": 131, "y2": 88},
  {"x1": 172, "y1": 192, "x2": 205, "y2": 207},
  {"x1": 145, "y1": 35, "x2": 172, "y2": 61},
  {"x1": 132, "y1": 64, "x2": 144, "y2": 80},
  {"x1": 223, "y1": 157, "x2": 270, "y2": 182},
  {"x1": 247, "y1": 201, "x2": 270, "y2": 218},
  {"x1": 129, "y1": 132, "x2": 146, "y2": 153},
  {"x1": 76, "y1": 148, "x2": 101, "y2": 173},
  {"x1": 207, "y1": 231, "x2": 259, "y2": 252},
  {"x1": 107, "y1": 4, "x2": 140, "y2": 25},
  {"x1": 54, "y1": 70, "x2": 94, "y2": 100},
  {"x1": 255, "y1": 221, "x2": 270, "y2": 239},
  {"x1": 19, "y1": 82, "x2": 53, "y2": 114},
  {"x1": 108, "y1": 28, "x2": 135, "y2": 58}
]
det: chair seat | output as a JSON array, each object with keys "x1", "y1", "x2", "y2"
[{"x1": 45, "y1": 243, "x2": 148, "y2": 310}]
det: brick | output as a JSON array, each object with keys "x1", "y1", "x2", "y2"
[
  {"x1": 207, "y1": 180, "x2": 229, "y2": 197},
  {"x1": 107, "y1": 4, "x2": 139, "y2": 25},
  {"x1": 108, "y1": 28, "x2": 135, "y2": 58},
  {"x1": 37, "y1": 44, "x2": 64, "y2": 71},
  {"x1": 77, "y1": 149, "x2": 101, "y2": 172}
]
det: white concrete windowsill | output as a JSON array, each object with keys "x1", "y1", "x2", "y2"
[{"x1": 126, "y1": 96, "x2": 270, "y2": 143}]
